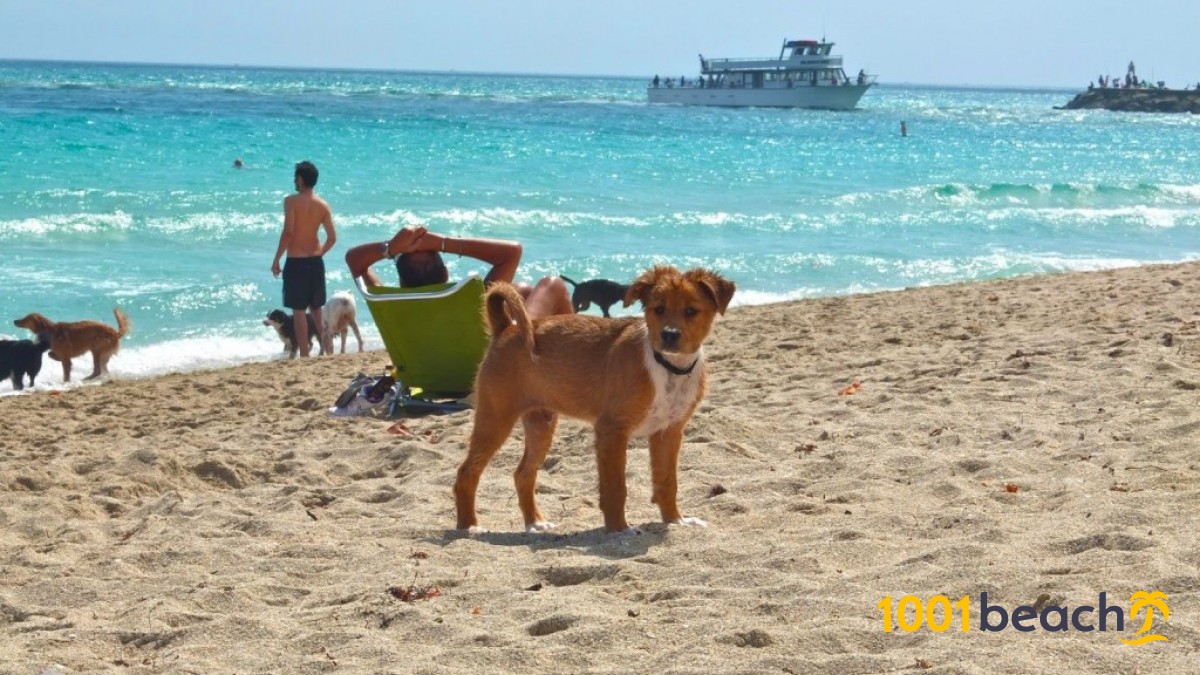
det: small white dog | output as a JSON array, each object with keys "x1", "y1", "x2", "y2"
[{"x1": 323, "y1": 291, "x2": 364, "y2": 354}]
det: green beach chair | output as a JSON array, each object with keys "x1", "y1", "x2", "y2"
[{"x1": 355, "y1": 273, "x2": 488, "y2": 406}]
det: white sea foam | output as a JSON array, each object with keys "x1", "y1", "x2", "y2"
[
  {"x1": 1158, "y1": 184, "x2": 1200, "y2": 202},
  {"x1": 733, "y1": 288, "x2": 825, "y2": 306},
  {"x1": 0, "y1": 211, "x2": 134, "y2": 238},
  {"x1": 143, "y1": 212, "x2": 278, "y2": 236},
  {"x1": 0, "y1": 332, "x2": 387, "y2": 396}
]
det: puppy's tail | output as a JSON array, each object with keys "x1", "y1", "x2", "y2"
[
  {"x1": 112, "y1": 307, "x2": 131, "y2": 339},
  {"x1": 560, "y1": 275, "x2": 577, "y2": 287},
  {"x1": 483, "y1": 282, "x2": 534, "y2": 353}
]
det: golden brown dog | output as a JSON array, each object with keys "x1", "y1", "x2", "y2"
[
  {"x1": 13, "y1": 308, "x2": 130, "y2": 382},
  {"x1": 455, "y1": 265, "x2": 735, "y2": 533}
]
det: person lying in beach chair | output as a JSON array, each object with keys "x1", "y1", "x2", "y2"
[
  {"x1": 345, "y1": 226, "x2": 572, "y2": 407},
  {"x1": 353, "y1": 274, "x2": 488, "y2": 402}
]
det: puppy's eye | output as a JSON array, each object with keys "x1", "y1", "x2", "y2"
[
  {"x1": 653, "y1": 306, "x2": 666, "y2": 316},
  {"x1": 684, "y1": 307, "x2": 698, "y2": 318}
]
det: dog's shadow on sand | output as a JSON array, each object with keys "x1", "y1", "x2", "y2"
[{"x1": 432, "y1": 524, "x2": 678, "y2": 560}]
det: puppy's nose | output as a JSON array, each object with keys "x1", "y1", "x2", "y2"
[{"x1": 660, "y1": 327, "x2": 681, "y2": 347}]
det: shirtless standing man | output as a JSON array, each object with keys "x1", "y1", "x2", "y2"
[{"x1": 271, "y1": 160, "x2": 337, "y2": 357}]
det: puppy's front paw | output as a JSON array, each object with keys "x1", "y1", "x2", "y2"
[
  {"x1": 669, "y1": 516, "x2": 708, "y2": 528},
  {"x1": 526, "y1": 521, "x2": 556, "y2": 533}
]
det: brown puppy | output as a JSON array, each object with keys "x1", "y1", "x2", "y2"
[
  {"x1": 13, "y1": 308, "x2": 131, "y2": 382},
  {"x1": 455, "y1": 266, "x2": 735, "y2": 533}
]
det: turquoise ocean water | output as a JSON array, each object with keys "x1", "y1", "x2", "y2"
[{"x1": 2, "y1": 60, "x2": 1198, "y2": 390}]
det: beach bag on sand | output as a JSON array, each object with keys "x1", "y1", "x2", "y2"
[
  {"x1": 329, "y1": 371, "x2": 397, "y2": 417},
  {"x1": 329, "y1": 369, "x2": 471, "y2": 418}
]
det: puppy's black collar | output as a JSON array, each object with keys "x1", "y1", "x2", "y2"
[{"x1": 653, "y1": 350, "x2": 698, "y2": 376}]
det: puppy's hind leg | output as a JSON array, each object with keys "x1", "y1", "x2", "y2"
[
  {"x1": 351, "y1": 320, "x2": 364, "y2": 352},
  {"x1": 515, "y1": 409, "x2": 558, "y2": 532},
  {"x1": 455, "y1": 399, "x2": 522, "y2": 531}
]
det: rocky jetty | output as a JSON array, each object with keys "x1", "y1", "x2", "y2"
[{"x1": 1059, "y1": 87, "x2": 1200, "y2": 113}]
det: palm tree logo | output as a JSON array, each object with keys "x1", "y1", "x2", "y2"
[{"x1": 1120, "y1": 591, "x2": 1169, "y2": 645}]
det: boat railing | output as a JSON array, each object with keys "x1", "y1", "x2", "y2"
[
  {"x1": 704, "y1": 56, "x2": 843, "y2": 73},
  {"x1": 703, "y1": 57, "x2": 812, "y2": 72},
  {"x1": 705, "y1": 56, "x2": 782, "y2": 67},
  {"x1": 647, "y1": 75, "x2": 876, "y2": 90}
]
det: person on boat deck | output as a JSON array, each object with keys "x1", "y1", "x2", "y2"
[
  {"x1": 857, "y1": 69, "x2": 866, "y2": 85},
  {"x1": 652, "y1": 74, "x2": 660, "y2": 88},
  {"x1": 344, "y1": 226, "x2": 573, "y2": 320}
]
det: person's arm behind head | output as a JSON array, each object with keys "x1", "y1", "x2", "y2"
[
  {"x1": 344, "y1": 241, "x2": 385, "y2": 287},
  {"x1": 427, "y1": 233, "x2": 522, "y2": 285},
  {"x1": 344, "y1": 227, "x2": 523, "y2": 288}
]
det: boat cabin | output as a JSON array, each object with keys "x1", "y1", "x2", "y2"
[{"x1": 695, "y1": 39, "x2": 862, "y2": 90}]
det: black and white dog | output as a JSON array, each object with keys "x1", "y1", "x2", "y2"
[
  {"x1": 263, "y1": 309, "x2": 324, "y2": 359},
  {"x1": 0, "y1": 332, "x2": 51, "y2": 390}
]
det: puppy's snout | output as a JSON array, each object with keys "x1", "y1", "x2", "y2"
[{"x1": 660, "y1": 327, "x2": 681, "y2": 348}]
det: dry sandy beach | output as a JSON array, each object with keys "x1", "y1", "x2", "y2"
[{"x1": 2, "y1": 262, "x2": 1198, "y2": 674}]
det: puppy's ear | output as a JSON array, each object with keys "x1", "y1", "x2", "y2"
[
  {"x1": 624, "y1": 266, "x2": 662, "y2": 308},
  {"x1": 624, "y1": 265, "x2": 682, "y2": 308},
  {"x1": 686, "y1": 269, "x2": 736, "y2": 315}
]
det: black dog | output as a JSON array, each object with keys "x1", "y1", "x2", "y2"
[
  {"x1": 560, "y1": 275, "x2": 631, "y2": 318},
  {"x1": 262, "y1": 309, "x2": 323, "y2": 359},
  {"x1": 0, "y1": 333, "x2": 51, "y2": 390}
]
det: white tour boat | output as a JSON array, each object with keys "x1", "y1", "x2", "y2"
[{"x1": 647, "y1": 38, "x2": 875, "y2": 109}]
